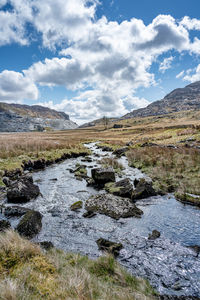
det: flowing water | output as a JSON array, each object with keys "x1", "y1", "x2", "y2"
[{"x1": 1, "y1": 143, "x2": 200, "y2": 297}]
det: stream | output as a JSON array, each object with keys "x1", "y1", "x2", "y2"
[{"x1": 1, "y1": 142, "x2": 200, "y2": 297}]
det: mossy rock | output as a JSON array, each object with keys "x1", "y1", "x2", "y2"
[
  {"x1": 70, "y1": 201, "x2": 83, "y2": 211},
  {"x1": 16, "y1": 210, "x2": 42, "y2": 239},
  {"x1": 175, "y1": 192, "x2": 200, "y2": 207}
]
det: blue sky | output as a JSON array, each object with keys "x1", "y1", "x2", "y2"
[{"x1": 0, "y1": 0, "x2": 200, "y2": 124}]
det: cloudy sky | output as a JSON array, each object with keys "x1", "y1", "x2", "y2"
[{"x1": 0, "y1": 0, "x2": 200, "y2": 124}]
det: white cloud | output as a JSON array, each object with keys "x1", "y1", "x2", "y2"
[
  {"x1": 180, "y1": 16, "x2": 200, "y2": 31},
  {"x1": 159, "y1": 56, "x2": 174, "y2": 73},
  {"x1": 176, "y1": 70, "x2": 185, "y2": 79},
  {"x1": 183, "y1": 64, "x2": 200, "y2": 82},
  {"x1": 1, "y1": 1, "x2": 200, "y2": 121},
  {"x1": 0, "y1": 70, "x2": 38, "y2": 101}
]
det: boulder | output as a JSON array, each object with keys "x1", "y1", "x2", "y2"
[
  {"x1": 3, "y1": 168, "x2": 22, "y2": 180},
  {"x1": 132, "y1": 178, "x2": 157, "y2": 201},
  {"x1": 112, "y1": 147, "x2": 128, "y2": 157},
  {"x1": 91, "y1": 168, "x2": 115, "y2": 185},
  {"x1": 0, "y1": 219, "x2": 11, "y2": 232},
  {"x1": 105, "y1": 178, "x2": 133, "y2": 198},
  {"x1": 85, "y1": 194, "x2": 143, "y2": 220},
  {"x1": 16, "y1": 210, "x2": 42, "y2": 239},
  {"x1": 7, "y1": 175, "x2": 40, "y2": 203},
  {"x1": 96, "y1": 238, "x2": 123, "y2": 256},
  {"x1": 148, "y1": 230, "x2": 161, "y2": 240},
  {"x1": 74, "y1": 165, "x2": 88, "y2": 179}
]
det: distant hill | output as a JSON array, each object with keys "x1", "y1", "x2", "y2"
[
  {"x1": 122, "y1": 81, "x2": 200, "y2": 119},
  {"x1": 0, "y1": 103, "x2": 77, "y2": 132}
]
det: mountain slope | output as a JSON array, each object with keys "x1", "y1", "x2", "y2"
[
  {"x1": 122, "y1": 81, "x2": 200, "y2": 119},
  {"x1": 0, "y1": 103, "x2": 77, "y2": 132}
]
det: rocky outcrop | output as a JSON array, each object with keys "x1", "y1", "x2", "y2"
[
  {"x1": 132, "y1": 178, "x2": 157, "y2": 201},
  {"x1": 85, "y1": 194, "x2": 143, "y2": 219},
  {"x1": 122, "y1": 81, "x2": 200, "y2": 119},
  {"x1": 96, "y1": 238, "x2": 123, "y2": 256},
  {"x1": 105, "y1": 178, "x2": 133, "y2": 198},
  {"x1": 0, "y1": 102, "x2": 77, "y2": 132},
  {"x1": 16, "y1": 210, "x2": 42, "y2": 239},
  {"x1": 6, "y1": 175, "x2": 40, "y2": 203}
]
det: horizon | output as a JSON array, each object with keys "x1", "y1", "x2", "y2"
[{"x1": 0, "y1": 0, "x2": 200, "y2": 124}]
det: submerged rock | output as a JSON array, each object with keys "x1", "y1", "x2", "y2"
[
  {"x1": 70, "y1": 201, "x2": 83, "y2": 211},
  {"x1": 0, "y1": 219, "x2": 11, "y2": 232},
  {"x1": 85, "y1": 194, "x2": 143, "y2": 220},
  {"x1": 148, "y1": 230, "x2": 161, "y2": 240},
  {"x1": 16, "y1": 210, "x2": 42, "y2": 239},
  {"x1": 132, "y1": 178, "x2": 157, "y2": 201},
  {"x1": 96, "y1": 238, "x2": 123, "y2": 256},
  {"x1": 105, "y1": 178, "x2": 133, "y2": 198},
  {"x1": 4, "y1": 206, "x2": 30, "y2": 218},
  {"x1": 7, "y1": 175, "x2": 40, "y2": 203},
  {"x1": 82, "y1": 211, "x2": 96, "y2": 218},
  {"x1": 91, "y1": 167, "x2": 115, "y2": 185}
]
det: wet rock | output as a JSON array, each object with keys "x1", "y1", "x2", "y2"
[
  {"x1": 105, "y1": 178, "x2": 133, "y2": 199},
  {"x1": 132, "y1": 178, "x2": 157, "y2": 201},
  {"x1": 70, "y1": 201, "x2": 83, "y2": 211},
  {"x1": 16, "y1": 210, "x2": 42, "y2": 239},
  {"x1": 91, "y1": 167, "x2": 115, "y2": 185},
  {"x1": 113, "y1": 147, "x2": 128, "y2": 157},
  {"x1": 7, "y1": 175, "x2": 40, "y2": 203},
  {"x1": 2, "y1": 177, "x2": 11, "y2": 187},
  {"x1": 74, "y1": 165, "x2": 88, "y2": 179},
  {"x1": 3, "y1": 168, "x2": 22, "y2": 180},
  {"x1": 82, "y1": 211, "x2": 96, "y2": 218},
  {"x1": 0, "y1": 219, "x2": 11, "y2": 232},
  {"x1": 4, "y1": 206, "x2": 31, "y2": 218},
  {"x1": 188, "y1": 245, "x2": 200, "y2": 257},
  {"x1": 37, "y1": 241, "x2": 54, "y2": 251},
  {"x1": 148, "y1": 230, "x2": 161, "y2": 240},
  {"x1": 81, "y1": 156, "x2": 93, "y2": 162},
  {"x1": 85, "y1": 194, "x2": 143, "y2": 220},
  {"x1": 96, "y1": 238, "x2": 123, "y2": 256},
  {"x1": 49, "y1": 178, "x2": 58, "y2": 181},
  {"x1": 101, "y1": 146, "x2": 113, "y2": 152},
  {"x1": 33, "y1": 159, "x2": 46, "y2": 170}
]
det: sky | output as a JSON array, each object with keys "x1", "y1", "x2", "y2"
[{"x1": 0, "y1": 0, "x2": 200, "y2": 124}]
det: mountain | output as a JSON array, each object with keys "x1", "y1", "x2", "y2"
[
  {"x1": 0, "y1": 103, "x2": 77, "y2": 132},
  {"x1": 122, "y1": 81, "x2": 200, "y2": 119}
]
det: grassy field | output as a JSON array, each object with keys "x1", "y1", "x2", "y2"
[
  {"x1": 0, "y1": 109, "x2": 200, "y2": 194},
  {"x1": 0, "y1": 230, "x2": 157, "y2": 300}
]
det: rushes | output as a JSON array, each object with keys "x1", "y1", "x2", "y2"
[{"x1": 127, "y1": 146, "x2": 200, "y2": 194}]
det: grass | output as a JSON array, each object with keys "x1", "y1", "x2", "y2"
[
  {"x1": 0, "y1": 230, "x2": 157, "y2": 300},
  {"x1": 100, "y1": 157, "x2": 124, "y2": 174},
  {"x1": 127, "y1": 146, "x2": 200, "y2": 195}
]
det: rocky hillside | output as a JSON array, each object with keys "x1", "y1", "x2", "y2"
[
  {"x1": 0, "y1": 103, "x2": 77, "y2": 132},
  {"x1": 122, "y1": 81, "x2": 200, "y2": 119}
]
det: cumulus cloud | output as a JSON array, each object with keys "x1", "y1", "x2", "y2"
[
  {"x1": 183, "y1": 64, "x2": 200, "y2": 82},
  {"x1": 1, "y1": 1, "x2": 200, "y2": 122},
  {"x1": 0, "y1": 70, "x2": 38, "y2": 101},
  {"x1": 159, "y1": 56, "x2": 174, "y2": 73}
]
